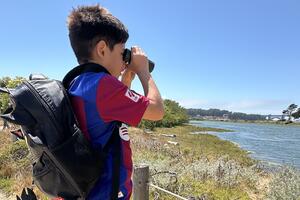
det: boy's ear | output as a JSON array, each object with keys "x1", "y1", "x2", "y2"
[{"x1": 95, "y1": 40, "x2": 107, "y2": 59}]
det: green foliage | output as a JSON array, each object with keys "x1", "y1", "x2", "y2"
[
  {"x1": 283, "y1": 103, "x2": 299, "y2": 122},
  {"x1": 0, "y1": 77, "x2": 11, "y2": 87},
  {"x1": 188, "y1": 108, "x2": 231, "y2": 117},
  {"x1": 229, "y1": 112, "x2": 265, "y2": 121},
  {"x1": 0, "y1": 76, "x2": 26, "y2": 112},
  {"x1": 140, "y1": 99, "x2": 189, "y2": 130},
  {"x1": 0, "y1": 93, "x2": 9, "y2": 113},
  {"x1": 0, "y1": 178, "x2": 12, "y2": 192},
  {"x1": 153, "y1": 125, "x2": 254, "y2": 166}
]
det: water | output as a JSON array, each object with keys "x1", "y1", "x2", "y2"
[{"x1": 190, "y1": 120, "x2": 300, "y2": 168}]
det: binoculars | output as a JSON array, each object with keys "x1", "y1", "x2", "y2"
[{"x1": 122, "y1": 48, "x2": 155, "y2": 73}]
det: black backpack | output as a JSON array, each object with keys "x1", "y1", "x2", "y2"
[{"x1": 0, "y1": 63, "x2": 121, "y2": 200}]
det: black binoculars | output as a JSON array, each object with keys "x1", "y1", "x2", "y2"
[{"x1": 122, "y1": 48, "x2": 155, "y2": 73}]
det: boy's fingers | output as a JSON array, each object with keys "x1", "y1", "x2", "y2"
[
  {"x1": 131, "y1": 46, "x2": 138, "y2": 53},
  {"x1": 136, "y1": 47, "x2": 142, "y2": 54},
  {"x1": 132, "y1": 46, "x2": 145, "y2": 55}
]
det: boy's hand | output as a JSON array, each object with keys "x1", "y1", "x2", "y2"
[
  {"x1": 127, "y1": 46, "x2": 164, "y2": 121},
  {"x1": 127, "y1": 46, "x2": 149, "y2": 75}
]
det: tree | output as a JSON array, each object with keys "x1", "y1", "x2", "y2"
[
  {"x1": 282, "y1": 104, "x2": 298, "y2": 122},
  {"x1": 292, "y1": 108, "x2": 300, "y2": 119}
]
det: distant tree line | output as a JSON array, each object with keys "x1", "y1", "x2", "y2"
[
  {"x1": 229, "y1": 112, "x2": 265, "y2": 121},
  {"x1": 187, "y1": 108, "x2": 266, "y2": 121}
]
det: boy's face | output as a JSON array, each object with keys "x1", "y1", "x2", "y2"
[{"x1": 105, "y1": 43, "x2": 126, "y2": 77}]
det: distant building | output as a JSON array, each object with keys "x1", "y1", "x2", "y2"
[
  {"x1": 271, "y1": 117, "x2": 281, "y2": 121},
  {"x1": 266, "y1": 114, "x2": 288, "y2": 121},
  {"x1": 293, "y1": 118, "x2": 300, "y2": 123}
]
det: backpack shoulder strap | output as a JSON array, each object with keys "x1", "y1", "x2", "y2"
[
  {"x1": 111, "y1": 133, "x2": 121, "y2": 200},
  {"x1": 64, "y1": 64, "x2": 121, "y2": 199},
  {"x1": 62, "y1": 62, "x2": 110, "y2": 89},
  {"x1": 103, "y1": 122, "x2": 122, "y2": 200}
]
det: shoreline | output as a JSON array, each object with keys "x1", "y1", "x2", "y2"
[
  {"x1": 187, "y1": 122, "x2": 281, "y2": 169},
  {"x1": 190, "y1": 120, "x2": 300, "y2": 170},
  {"x1": 130, "y1": 125, "x2": 266, "y2": 199}
]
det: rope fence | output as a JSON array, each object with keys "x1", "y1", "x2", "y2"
[
  {"x1": 133, "y1": 165, "x2": 189, "y2": 200},
  {"x1": 149, "y1": 183, "x2": 189, "y2": 200}
]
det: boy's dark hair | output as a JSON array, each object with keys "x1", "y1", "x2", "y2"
[{"x1": 67, "y1": 5, "x2": 129, "y2": 63}]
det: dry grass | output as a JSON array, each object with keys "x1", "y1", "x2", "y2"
[
  {"x1": 266, "y1": 166, "x2": 300, "y2": 200},
  {"x1": 130, "y1": 126, "x2": 265, "y2": 199},
  {"x1": 1, "y1": 124, "x2": 299, "y2": 199},
  {"x1": 0, "y1": 130, "x2": 54, "y2": 199}
]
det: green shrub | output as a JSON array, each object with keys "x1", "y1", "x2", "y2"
[{"x1": 139, "y1": 99, "x2": 189, "y2": 130}]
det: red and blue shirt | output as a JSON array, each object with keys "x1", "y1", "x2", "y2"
[{"x1": 68, "y1": 68, "x2": 149, "y2": 200}]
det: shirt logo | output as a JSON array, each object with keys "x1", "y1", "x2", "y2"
[
  {"x1": 118, "y1": 191, "x2": 124, "y2": 198},
  {"x1": 125, "y1": 89, "x2": 139, "y2": 102},
  {"x1": 119, "y1": 124, "x2": 130, "y2": 141}
]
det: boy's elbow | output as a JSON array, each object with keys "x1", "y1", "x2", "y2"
[
  {"x1": 152, "y1": 101, "x2": 164, "y2": 120},
  {"x1": 156, "y1": 103, "x2": 165, "y2": 120},
  {"x1": 144, "y1": 100, "x2": 165, "y2": 121}
]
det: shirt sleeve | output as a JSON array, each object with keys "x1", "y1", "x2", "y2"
[{"x1": 96, "y1": 75, "x2": 150, "y2": 126}]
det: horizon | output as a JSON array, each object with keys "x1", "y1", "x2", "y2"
[
  {"x1": 0, "y1": 1, "x2": 299, "y2": 115},
  {"x1": 184, "y1": 106, "x2": 287, "y2": 116}
]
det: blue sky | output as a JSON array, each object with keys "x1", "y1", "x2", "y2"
[{"x1": 0, "y1": 0, "x2": 299, "y2": 115}]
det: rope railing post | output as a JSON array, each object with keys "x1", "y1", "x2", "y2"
[{"x1": 133, "y1": 164, "x2": 149, "y2": 200}]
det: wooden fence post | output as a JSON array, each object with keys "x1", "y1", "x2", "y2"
[{"x1": 133, "y1": 164, "x2": 149, "y2": 200}]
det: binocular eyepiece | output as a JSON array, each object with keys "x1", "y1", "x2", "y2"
[{"x1": 122, "y1": 48, "x2": 155, "y2": 73}]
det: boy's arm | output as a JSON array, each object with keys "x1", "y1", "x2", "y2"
[
  {"x1": 127, "y1": 46, "x2": 164, "y2": 121},
  {"x1": 121, "y1": 69, "x2": 135, "y2": 88},
  {"x1": 139, "y1": 72, "x2": 164, "y2": 121}
]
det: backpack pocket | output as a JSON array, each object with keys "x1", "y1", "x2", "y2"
[
  {"x1": 51, "y1": 128, "x2": 104, "y2": 196},
  {"x1": 32, "y1": 129, "x2": 104, "y2": 199},
  {"x1": 33, "y1": 152, "x2": 79, "y2": 199}
]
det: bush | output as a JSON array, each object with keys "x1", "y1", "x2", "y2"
[
  {"x1": 140, "y1": 99, "x2": 189, "y2": 130},
  {"x1": 266, "y1": 166, "x2": 300, "y2": 200},
  {"x1": 0, "y1": 76, "x2": 26, "y2": 113}
]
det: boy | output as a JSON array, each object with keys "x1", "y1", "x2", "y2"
[{"x1": 67, "y1": 4, "x2": 164, "y2": 200}]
